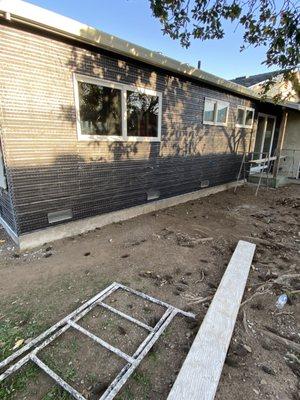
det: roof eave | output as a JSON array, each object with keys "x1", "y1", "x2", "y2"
[
  {"x1": 1, "y1": 0, "x2": 297, "y2": 111},
  {"x1": 0, "y1": 0, "x2": 262, "y2": 100}
]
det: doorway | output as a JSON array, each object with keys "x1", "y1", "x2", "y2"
[{"x1": 253, "y1": 113, "x2": 276, "y2": 159}]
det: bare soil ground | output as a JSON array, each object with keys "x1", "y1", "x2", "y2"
[{"x1": 0, "y1": 184, "x2": 299, "y2": 400}]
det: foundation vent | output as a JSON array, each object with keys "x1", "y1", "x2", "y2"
[
  {"x1": 200, "y1": 180, "x2": 210, "y2": 188},
  {"x1": 147, "y1": 189, "x2": 160, "y2": 201},
  {"x1": 48, "y1": 209, "x2": 73, "y2": 224}
]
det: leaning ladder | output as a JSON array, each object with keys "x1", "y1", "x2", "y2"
[{"x1": 234, "y1": 152, "x2": 272, "y2": 196}]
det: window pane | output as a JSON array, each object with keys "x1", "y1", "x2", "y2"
[
  {"x1": 127, "y1": 91, "x2": 159, "y2": 137},
  {"x1": 216, "y1": 102, "x2": 228, "y2": 123},
  {"x1": 237, "y1": 108, "x2": 245, "y2": 125},
  {"x1": 245, "y1": 109, "x2": 254, "y2": 126},
  {"x1": 203, "y1": 99, "x2": 216, "y2": 122},
  {"x1": 78, "y1": 82, "x2": 122, "y2": 136}
]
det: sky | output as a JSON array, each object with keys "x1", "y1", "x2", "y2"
[{"x1": 27, "y1": 0, "x2": 276, "y2": 80}]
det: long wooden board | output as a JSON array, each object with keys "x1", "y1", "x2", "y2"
[{"x1": 167, "y1": 240, "x2": 256, "y2": 400}]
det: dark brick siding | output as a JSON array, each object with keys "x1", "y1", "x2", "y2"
[{"x1": 0, "y1": 22, "x2": 282, "y2": 235}]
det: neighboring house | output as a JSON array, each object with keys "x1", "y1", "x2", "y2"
[
  {"x1": 232, "y1": 71, "x2": 300, "y2": 181},
  {"x1": 231, "y1": 69, "x2": 300, "y2": 103},
  {"x1": 0, "y1": 0, "x2": 298, "y2": 249}
]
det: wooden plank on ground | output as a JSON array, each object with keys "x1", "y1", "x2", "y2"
[{"x1": 167, "y1": 240, "x2": 256, "y2": 400}]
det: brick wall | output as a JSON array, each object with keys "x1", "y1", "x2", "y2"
[{"x1": 0, "y1": 22, "x2": 274, "y2": 235}]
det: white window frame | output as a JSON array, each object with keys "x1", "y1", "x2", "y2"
[
  {"x1": 73, "y1": 73, "x2": 162, "y2": 142},
  {"x1": 235, "y1": 106, "x2": 255, "y2": 128},
  {"x1": 203, "y1": 97, "x2": 229, "y2": 126}
]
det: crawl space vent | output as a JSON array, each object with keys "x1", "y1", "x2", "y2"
[
  {"x1": 48, "y1": 209, "x2": 73, "y2": 224},
  {"x1": 147, "y1": 189, "x2": 160, "y2": 201},
  {"x1": 200, "y1": 180, "x2": 210, "y2": 188}
]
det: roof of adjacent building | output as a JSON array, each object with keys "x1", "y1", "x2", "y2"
[
  {"x1": 0, "y1": 0, "x2": 298, "y2": 111},
  {"x1": 231, "y1": 70, "x2": 285, "y2": 87}
]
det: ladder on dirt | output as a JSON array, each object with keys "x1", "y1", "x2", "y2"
[
  {"x1": 234, "y1": 151, "x2": 274, "y2": 196},
  {"x1": 0, "y1": 282, "x2": 195, "y2": 400}
]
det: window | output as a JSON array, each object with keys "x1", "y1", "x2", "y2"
[
  {"x1": 203, "y1": 98, "x2": 229, "y2": 126},
  {"x1": 74, "y1": 74, "x2": 162, "y2": 141},
  {"x1": 78, "y1": 81, "x2": 122, "y2": 136},
  {"x1": 127, "y1": 91, "x2": 159, "y2": 138},
  {"x1": 236, "y1": 106, "x2": 255, "y2": 128}
]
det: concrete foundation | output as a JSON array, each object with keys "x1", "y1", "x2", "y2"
[
  {"x1": 248, "y1": 173, "x2": 288, "y2": 188},
  {"x1": 0, "y1": 180, "x2": 244, "y2": 251}
]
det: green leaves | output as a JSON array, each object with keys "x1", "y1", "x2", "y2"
[{"x1": 149, "y1": 0, "x2": 300, "y2": 83}]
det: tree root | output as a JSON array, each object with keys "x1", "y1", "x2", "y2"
[
  {"x1": 261, "y1": 329, "x2": 300, "y2": 354},
  {"x1": 181, "y1": 293, "x2": 213, "y2": 305}
]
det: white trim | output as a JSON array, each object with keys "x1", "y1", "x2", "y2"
[
  {"x1": 17, "y1": 181, "x2": 244, "y2": 250},
  {"x1": 203, "y1": 97, "x2": 229, "y2": 126},
  {"x1": 235, "y1": 106, "x2": 255, "y2": 128},
  {"x1": 255, "y1": 113, "x2": 277, "y2": 158},
  {"x1": 73, "y1": 73, "x2": 162, "y2": 142}
]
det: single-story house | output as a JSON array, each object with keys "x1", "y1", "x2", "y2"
[{"x1": 0, "y1": 0, "x2": 298, "y2": 249}]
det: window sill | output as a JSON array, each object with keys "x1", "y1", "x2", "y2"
[
  {"x1": 78, "y1": 135, "x2": 161, "y2": 143},
  {"x1": 235, "y1": 124, "x2": 253, "y2": 129},
  {"x1": 203, "y1": 121, "x2": 228, "y2": 127}
]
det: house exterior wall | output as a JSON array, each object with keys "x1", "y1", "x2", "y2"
[
  {"x1": 280, "y1": 110, "x2": 300, "y2": 178},
  {"x1": 0, "y1": 22, "x2": 265, "y2": 235}
]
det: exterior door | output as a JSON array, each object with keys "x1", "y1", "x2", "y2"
[{"x1": 253, "y1": 113, "x2": 276, "y2": 159}]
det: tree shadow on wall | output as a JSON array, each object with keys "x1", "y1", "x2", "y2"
[{"x1": 57, "y1": 25, "x2": 251, "y2": 199}]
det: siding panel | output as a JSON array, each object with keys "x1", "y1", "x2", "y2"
[{"x1": 0, "y1": 22, "x2": 274, "y2": 235}]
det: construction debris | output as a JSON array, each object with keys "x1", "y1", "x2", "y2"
[
  {"x1": 0, "y1": 282, "x2": 195, "y2": 400},
  {"x1": 167, "y1": 240, "x2": 256, "y2": 400}
]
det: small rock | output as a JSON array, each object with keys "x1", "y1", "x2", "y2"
[
  {"x1": 44, "y1": 252, "x2": 52, "y2": 258},
  {"x1": 260, "y1": 378, "x2": 267, "y2": 385},
  {"x1": 233, "y1": 343, "x2": 252, "y2": 357},
  {"x1": 84, "y1": 252, "x2": 91, "y2": 256},
  {"x1": 45, "y1": 246, "x2": 52, "y2": 252},
  {"x1": 121, "y1": 254, "x2": 130, "y2": 258},
  {"x1": 261, "y1": 364, "x2": 276, "y2": 375}
]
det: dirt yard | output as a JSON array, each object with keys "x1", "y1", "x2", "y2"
[{"x1": 0, "y1": 184, "x2": 299, "y2": 400}]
